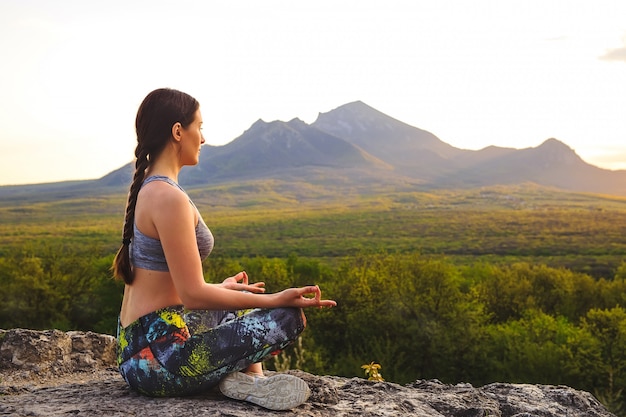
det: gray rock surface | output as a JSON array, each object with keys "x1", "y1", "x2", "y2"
[{"x1": 0, "y1": 329, "x2": 616, "y2": 417}]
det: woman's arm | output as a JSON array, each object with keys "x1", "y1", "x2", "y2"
[{"x1": 154, "y1": 187, "x2": 336, "y2": 310}]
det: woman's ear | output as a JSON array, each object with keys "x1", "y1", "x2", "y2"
[{"x1": 171, "y1": 122, "x2": 182, "y2": 142}]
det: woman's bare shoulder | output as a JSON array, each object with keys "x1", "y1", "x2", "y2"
[
  {"x1": 139, "y1": 180, "x2": 187, "y2": 204},
  {"x1": 136, "y1": 180, "x2": 192, "y2": 229}
]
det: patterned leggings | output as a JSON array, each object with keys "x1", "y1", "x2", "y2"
[{"x1": 116, "y1": 305, "x2": 305, "y2": 397}]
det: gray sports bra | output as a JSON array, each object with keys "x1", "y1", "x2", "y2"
[{"x1": 129, "y1": 176, "x2": 214, "y2": 272}]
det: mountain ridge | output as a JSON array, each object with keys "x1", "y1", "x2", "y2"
[{"x1": 2, "y1": 101, "x2": 626, "y2": 197}]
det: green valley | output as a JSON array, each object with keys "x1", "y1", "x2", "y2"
[{"x1": 2, "y1": 182, "x2": 626, "y2": 414}]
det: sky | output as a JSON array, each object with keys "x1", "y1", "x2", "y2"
[{"x1": 0, "y1": 0, "x2": 625, "y2": 186}]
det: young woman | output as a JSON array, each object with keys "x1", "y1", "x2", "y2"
[{"x1": 112, "y1": 88, "x2": 336, "y2": 410}]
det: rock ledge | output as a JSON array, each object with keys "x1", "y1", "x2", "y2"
[{"x1": 0, "y1": 329, "x2": 616, "y2": 417}]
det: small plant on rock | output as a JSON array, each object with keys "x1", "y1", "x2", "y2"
[{"x1": 361, "y1": 361, "x2": 384, "y2": 382}]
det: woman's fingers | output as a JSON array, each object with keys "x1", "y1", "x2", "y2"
[
  {"x1": 222, "y1": 272, "x2": 265, "y2": 293},
  {"x1": 296, "y1": 286, "x2": 336, "y2": 308},
  {"x1": 231, "y1": 271, "x2": 250, "y2": 285},
  {"x1": 246, "y1": 282, "x2": 266, "y2": 293}
]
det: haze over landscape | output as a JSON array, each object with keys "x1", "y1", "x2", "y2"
[{"x1": 0, "y1": 0, "x2": 625, "y2": 186}]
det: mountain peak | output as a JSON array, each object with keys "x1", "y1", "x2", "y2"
[
  {"x1": 538, "y1": 138, "x2": 571, "y2": 150},
  {"x1": 515, "y1": 137, "x2": 582, "y2": 170},
  {"x1": 247, "y1": 118, "x2": 269, "y2": 132},
  {"x1": 325, "y1": 100, "x2": 374, "y2": 113},
  {"x1": 312, "y1": 100, "x2": 462, "y2": 165},
  {"x1": 287, "y1": 118, "x2": 308, "y2": 129},
  {"x1": 313, "y1": 101, "x2": 396, "y2": 131},
  {"x1": 534, "y1": 138, "x2": 578, "y2": 158}
]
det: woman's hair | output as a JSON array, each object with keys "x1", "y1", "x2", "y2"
[{"x1": 112, "y1": 88, "x2": 199, "y2": 284}]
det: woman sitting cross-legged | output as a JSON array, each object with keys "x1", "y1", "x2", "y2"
[{"x1": 112, "y1": 88, "x2": 336, "y2": 411}]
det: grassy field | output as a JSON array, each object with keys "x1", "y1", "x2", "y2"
[{"x1": 2, "y1": 181, "x2": 626, "y2": 278}]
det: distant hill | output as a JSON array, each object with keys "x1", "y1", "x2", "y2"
[
  {"x1": 440, "y1": 138, "x2": 626, "y2": 194},
  {"x1": 3, "y1": 101, "x2": 626, "y2": 199}
]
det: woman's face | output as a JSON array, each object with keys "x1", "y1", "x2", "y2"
[{"x1": 179, "y1": 108, "x2": 205, "y2": 166}]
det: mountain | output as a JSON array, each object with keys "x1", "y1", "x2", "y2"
[
  {"x1": 312, "y1": 101, "x2": 464, "y2": 178},
  {"x1": 3, "y1": 101, "x2": 626, "y2": 198},
  {"x1": 179, "y1": 117, "x2": 392, "y2": 185},
  {"x1": 440, "y1": 139, "x2": 626, "y2": 194}
]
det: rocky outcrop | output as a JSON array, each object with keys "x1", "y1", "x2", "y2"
[
  {"x1": 0, "y1": 329, "x2": 116, "y2": 379},
  {"x1": 0, "y1": 329, "x2": 616, "y2": 417}
]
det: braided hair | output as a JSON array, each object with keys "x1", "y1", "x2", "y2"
[{"x1": 112, "y1": 88, "x2": 199, "y2": 284}]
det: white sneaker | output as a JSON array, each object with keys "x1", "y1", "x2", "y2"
[{"x1": 218, "y1": 371, "x2": 311, "y2": 410}]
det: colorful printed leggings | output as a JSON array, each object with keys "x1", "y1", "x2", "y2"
[{"x1": 116, "y1": 305, "x2": 305, "y2": 397}]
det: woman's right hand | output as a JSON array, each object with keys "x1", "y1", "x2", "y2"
[
  {"x1": 274, "y1": 285, "x2": 337, "y2": 309},
  {"x1": 220, "y1": 271, "x2": 266, "y2": 294}
]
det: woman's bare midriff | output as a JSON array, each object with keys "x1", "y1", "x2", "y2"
[{"x1": 119, "y1": 268, "x2": 184, "y2": 328}]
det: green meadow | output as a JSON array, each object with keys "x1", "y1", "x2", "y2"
[{"x1": 2, "y1": 182, "x2": 626, "y2": 413}]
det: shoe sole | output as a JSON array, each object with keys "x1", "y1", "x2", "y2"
[{"x1": 219, "y1": 372, "x2": 311, "y2": 410}]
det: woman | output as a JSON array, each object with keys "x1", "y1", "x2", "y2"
[{"x1": 112, "y1": 88, "x2": 336, "y2": 410}]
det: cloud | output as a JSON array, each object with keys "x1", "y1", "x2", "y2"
[
  {"x1": 600, "y1": 37, "x2": 626, "y2": 62},
  {"x1": 601, "y1": 47, "x2": 626, "y2": 62}
]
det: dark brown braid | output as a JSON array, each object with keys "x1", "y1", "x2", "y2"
[
  {"x1": 111, "y1": 149, "x2": 149, "y2": 284},
  {"x1": 111, "y1": 88, "x2": 199, "y2": 284}
]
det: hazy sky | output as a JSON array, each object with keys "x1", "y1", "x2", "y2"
[{"x1": 1, "y1": 0, "x2": 625, "y2": 186}]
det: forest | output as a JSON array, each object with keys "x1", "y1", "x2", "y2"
[{"x1": 2, "y1": 183, "x2": 626, "y2": 414}]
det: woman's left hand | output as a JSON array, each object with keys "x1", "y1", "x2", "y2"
[{"x1": 220, "y1": 271, "x2": 266, "y2": 294}]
